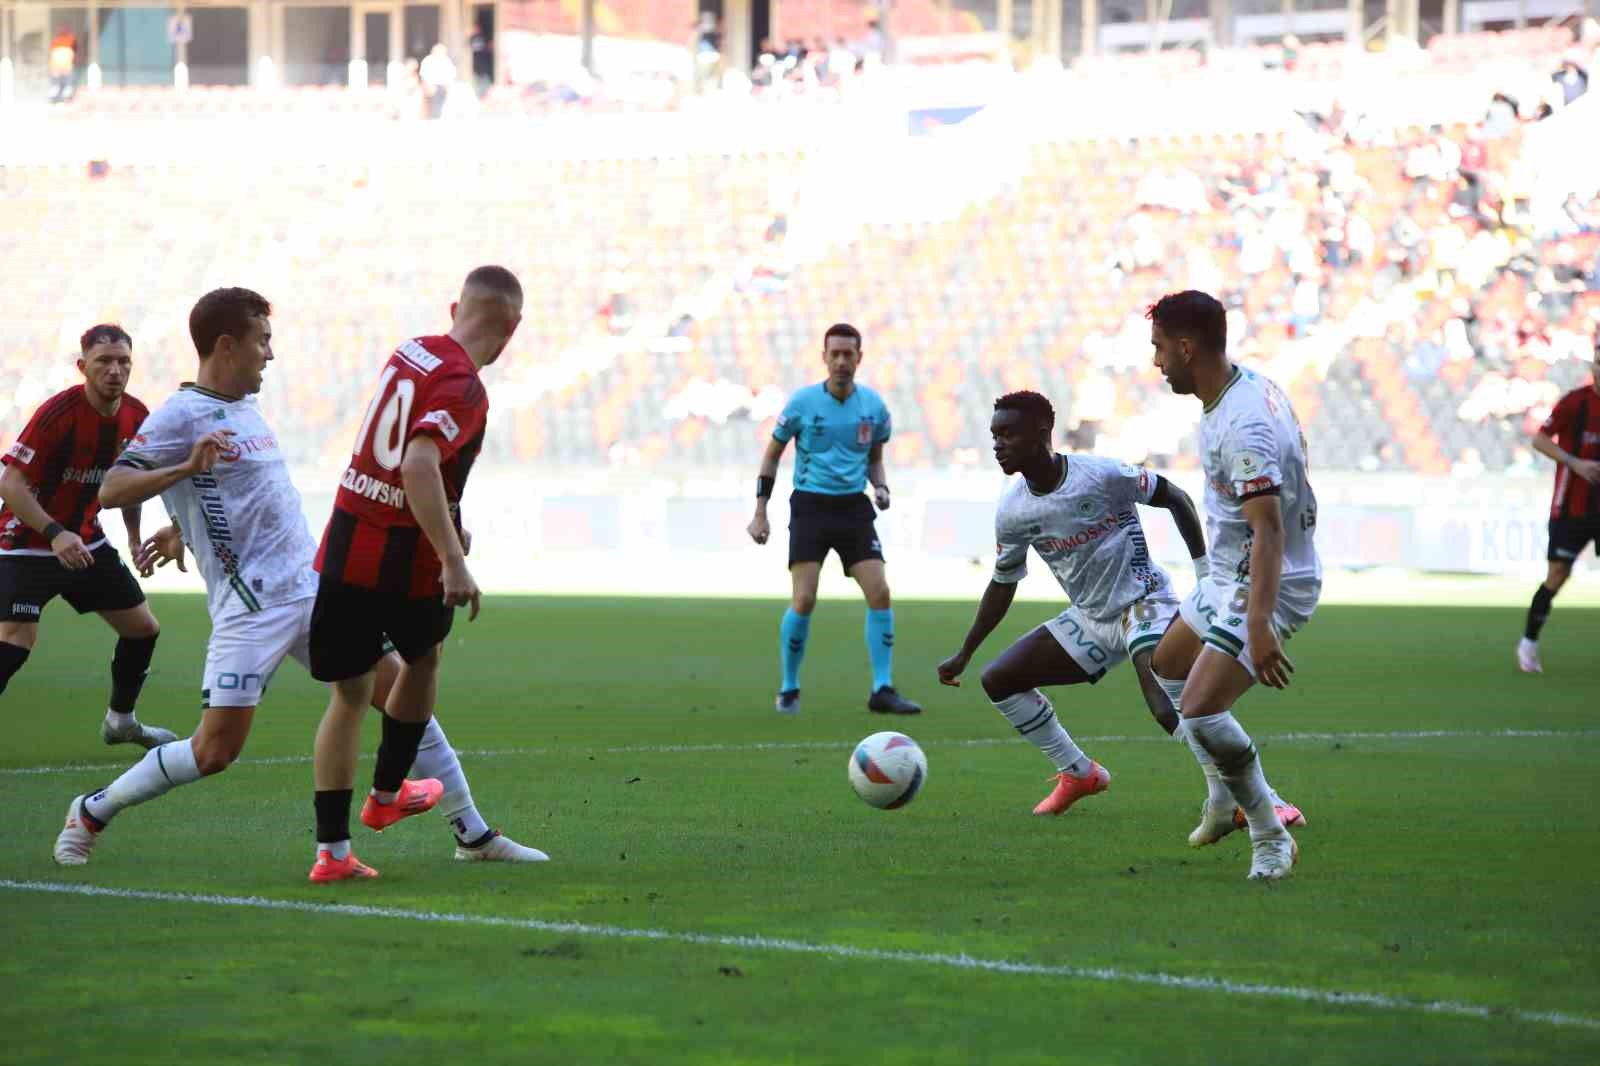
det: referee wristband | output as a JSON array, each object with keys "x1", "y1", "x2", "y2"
[
  {"x1": 43, "y1": 521, "x2": 66, "y2": 542},
  {"x1": 756, "y1": 476, "x2": 775, "y2": 499}
]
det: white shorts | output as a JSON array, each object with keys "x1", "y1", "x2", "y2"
[
  {"x1": 1179, "y1": 577, "x2": 1321, "y2": 679},
  {"x1": 202, "y1": 598, "x2": 314, "y2": 708},
  {"x1": 1043, "y1": 589, "x2": 1181, "y2": 682}
]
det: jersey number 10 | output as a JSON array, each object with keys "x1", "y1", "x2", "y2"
[{"x1": 353, "y1": 365, "x2": 415, "y2": 471}]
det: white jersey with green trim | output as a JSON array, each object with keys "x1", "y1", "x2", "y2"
[
  {"x1": 1198, "y1": 365, "x2": 1321, "y2": 587},
  {"x1": 115, "y1": 384, "x2": 318, "y2": 622},
  {"x1": 991, "y1": 454, "x2": 1171, "y2": 622}
]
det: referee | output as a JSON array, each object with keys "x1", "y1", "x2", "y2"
[{"x1": 747, "y1": 323, "x2": 921, "y2": 716}]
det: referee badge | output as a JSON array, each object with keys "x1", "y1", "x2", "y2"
[{"x1": 857, "y1": 418, "x2": 873, "y2": 445}]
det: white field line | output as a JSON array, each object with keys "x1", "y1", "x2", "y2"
[
  {"x1": 1, "y1": 878, "x2": 1595, "y2": 1032},
  {"x1": 1, "y1": 728, "x2": 1596, "y2": 779}
]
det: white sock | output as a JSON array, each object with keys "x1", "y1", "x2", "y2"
[
  {"x1": 1177, "y1": 720, "x2": 1234, "y2": 807},
  {"x1": 1186, "y1": 712, "x2": 1283, "y2": 838},
  {"x1": 1152, "y1": 671, "x2": 1185, "y2": 715},
  {"x1": 410, "y1": 717, "x2": 491, "y2": 843},
  {"x1": 317, "y1": 838, "x2": 352, "y2": 860},
  {"x1": 371, "y1": 788, "x2": 399, "y2": 804},
  {"x1": 104, "y1": 709, "x2": 135, "y2": 730},
  {"x1": 84, "y1": 739, "x2": 202, "y2": 825},
  {"x1": 993, "y1": 690, "x2": 1091, "y2": 775}
]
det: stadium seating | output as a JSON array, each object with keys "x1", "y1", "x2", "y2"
[{"x1": 6, "y1": 27, "x2": 1596, "y2": 477}]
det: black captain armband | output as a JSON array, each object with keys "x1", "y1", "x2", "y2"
[
  {"x1": 43, "y1": 521, "x2": 66, "y2": 542},
  {"x1": 757, "y1": 476, "x2": 776, "y2": 499}
]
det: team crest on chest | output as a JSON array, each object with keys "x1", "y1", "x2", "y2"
[{"x1": 1077, "y1": 499, "x2": 1096, "y2": 517}]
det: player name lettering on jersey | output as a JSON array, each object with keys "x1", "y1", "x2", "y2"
[
  {"x1": 339, "y1": 466, "x2": 406, "y2": 509},
  {"x1": 6, "y1": 442, "x2": 35, "y2": 464},
  {"x1": 397, "y1": 339, "x2": 443, "y2": 374}
]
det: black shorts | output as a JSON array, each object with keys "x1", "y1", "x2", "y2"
[
  {"x1": 1548, "y1": 516, "x2": 1600, "y2": 562},
  {"x1": 307, "y1": 575, "x2": 455, "y2": 682},
  {"x1": 788, "y1": 490, "x2": 884, "y2": 575},
  {"x1": 0, "y1": 544, "x2": 145, "y2": 623}
]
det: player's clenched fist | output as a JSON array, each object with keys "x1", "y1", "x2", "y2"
[
  {"x1": 185, "y1": 430, "x2": 235, "y2": 475},
  {"x1": 936, "y1": 650, "x2": 970, "y2": 687},
  {"x1": 747, "y1": 514, "x2": 770, "y2": 545}
]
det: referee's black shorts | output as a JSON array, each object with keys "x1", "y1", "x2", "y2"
[
  {"x1": 1547, "y1": 515, "x2": 1600, "y2": 562},
  {"x1": 787, "y1": 490, "x2": 884, "y2": 575}
]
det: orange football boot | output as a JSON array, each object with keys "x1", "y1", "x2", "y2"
[
  {"x1": 309, "y1": 849, "x2": 379, "y2": 883},
  {"x1": 360, "y1": 778, "x2": 444, "y2": 832},
  {"x1": 1032, "y1": 762, "x2": 1111, "y2": 815}
]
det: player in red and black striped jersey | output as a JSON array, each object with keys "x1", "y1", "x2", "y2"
[
  {"x1": 1519, "y1": 336, "x2": 1600, "y2": 674},
  {"x1": 0, "y1": 324, "x2": 176, "y2": 748},
  {"x1": 305, "y1": 265, "x2": 524, "y2": 879}
]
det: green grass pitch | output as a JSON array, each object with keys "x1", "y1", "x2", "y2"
[{"x1": 1, "y1": 595, "x2": 1596, "y2": 1065}]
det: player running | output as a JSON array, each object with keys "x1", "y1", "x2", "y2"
[
  {"x1": 746, "y1": 323, "x2": 920, "y2": 717},
  {"x1": 1146, "y1": 290, "x2": 1320, "y2": 881},
  {"x1": 52, "y1": 287, "x2": 540, "y2": 874},
  {"x1": 306, "y1": 265, "x2": 530, "y2": 882},
  {"x1": 1518, "y1": 332, "x2": 1599, "y2": 674},
  {"x1": 935, "y1": 390, "x2": 1300, "y2": 820},
  {"x1": 0, "y1": 324, "x2": 175, "y2": 749}
]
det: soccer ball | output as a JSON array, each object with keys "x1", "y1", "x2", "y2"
[{"x1": 847, "y1": 731, "x2": 927, "y2": 810}]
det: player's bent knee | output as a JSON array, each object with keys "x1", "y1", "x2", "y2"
[
  {"x1": 791, "y1": 593, "x2": 817, "y2": 615},
  {"x1": 0, "y1": 623, "x2": 38, "y2": 650},
  {"x1": 192, "y1": 740, "x2": 243, "y2": 776},
  {"x1": 979, "y1": 662, "x2": 1018, "y2": 701}
]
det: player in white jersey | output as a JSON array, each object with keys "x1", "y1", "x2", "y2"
[
  {"x1": 52, "y1": 287, "x2": 545, "y2": 874},
  {"x1": 1146, "y1": 290, "x2": 1320, "y2": 882},
  {"x1": 937, "y1": 391, "x2": 1225, "y2": 815}
]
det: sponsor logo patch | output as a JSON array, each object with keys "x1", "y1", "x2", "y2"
[
  {"x1": 6, "y1": 442, "x2": 36, "y2": 464},
  {"x1": 419, "y1": 409, "x2": 460, "y2": 442}
]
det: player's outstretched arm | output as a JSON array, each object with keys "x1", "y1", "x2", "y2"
[
  {"x1": 1241, "y1": 493, "x2": 1292, "y2": 690},
  {"x1": 937, "y1": 580, "x2": 1018, "y2": 686},
  {"x1": 1532, "y1": 430, "x2": 1600, "y2": 485},
  {"x1": 1149, "y1": 475, "x2": 1208, "y2": 580},
  {"x1": 0, "y1": 464, "x2": 93, "y2": 570},
  {"x1": 99, "y1": 432, "x2": 232, "y2": 509},
  {"x1": 748, "y1": 436, "x2": 788, "y2": 545},
  {"x1": 399, "y1": 435, "x2": 479, "y2": 619}
]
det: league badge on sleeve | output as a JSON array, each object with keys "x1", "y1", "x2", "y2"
[{"x1": 858, "y1": 418, "x2": 873, "y2": 445}]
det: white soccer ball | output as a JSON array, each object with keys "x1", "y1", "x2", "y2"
[{"x1": 847, "y1": 731, "x2": 928, "y2": 810}]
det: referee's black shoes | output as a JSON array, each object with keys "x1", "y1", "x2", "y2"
[{"x1": 868, "y1": 686, "x2": 922, "y2": 715}]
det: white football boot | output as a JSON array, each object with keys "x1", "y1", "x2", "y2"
[
  {"x1": 1516, "y1": 639, "x2": 1542, "y2": 674},
  {"x1": 1188, "y1": 798, "x2": 1241, "y2": 847},
  {"x1": 454, "y1": 831, "x2": 549, "y2": 863},
  {"x1": 53, "y1": 795, "x2": 101, "y2": 866},
  {"x1": 1247, "y1": 831, "x2": 1298, "y2": 881}
]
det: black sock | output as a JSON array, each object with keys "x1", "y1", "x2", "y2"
[
  {"x1": 314, "y1": 789, "x2": 355, "y2": 843},
  {"x1": 372, "y1": 714, "x2": 429, "y2": 793},
  {"x1": 1524, "y1": 585, "x2": 1556, "y2": 641},
  {"x1": 0, "y1": 642, "x2": 30, "y2": 697},
  {"x1": 109, "y1": 634, "x2": 159, "y2": 713}
]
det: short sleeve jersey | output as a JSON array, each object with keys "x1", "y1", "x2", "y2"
[
  {"x1": 115, "y1": 384, "x2": 319, "y2": 621},
  {"x1": 772, "y1": 383, "x2": 891, "y2": 495},
  {"x1": 315, "y1": 335, "x2": 488, "y2": 598},
  {"x1": 1199, "y1": 366, "x2": 1321, "y2": 586},
  {"x1": 1538, "y1": 383, "x2": 1600, "y2": 520},
  {"x1": 1, "y1": 386, "x2": 149, "y2": 555},
  {"x1": 992, "y1": 454, "x2": 1171, "y2": 621}
]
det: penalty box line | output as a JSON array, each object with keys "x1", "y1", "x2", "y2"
[
  {"x1": 1, "y1": 728, "x2": 1597, "y2": 778},
  {"x1": 1, "y1": 878, "x2": 1597, "y2": 1033}
]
